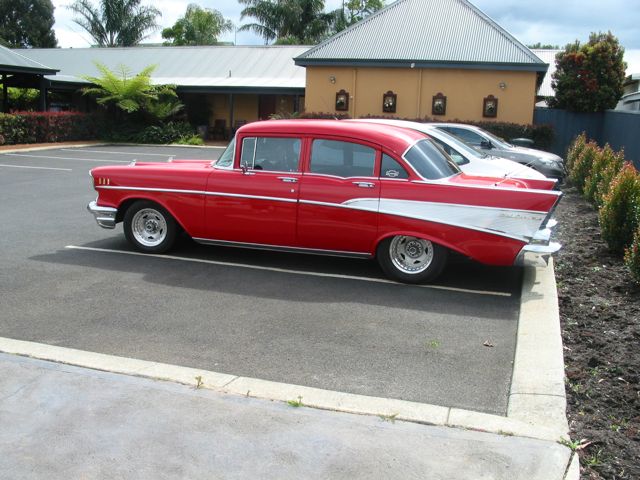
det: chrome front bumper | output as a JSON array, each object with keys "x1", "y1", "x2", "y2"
[
  {"x1": 87, "y1": 201, "x2": 117, "y2": 229},
  {"x1": 514, "y1": 218, "x2": 561, "y2": 267}
]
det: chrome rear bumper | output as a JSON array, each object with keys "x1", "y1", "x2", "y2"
[
  {"x1": 87, "y1": 201, "x2": 117, "y2": 229},
  {"x1": 514, "y1": 218, "x2": 561, "y2": 267}
]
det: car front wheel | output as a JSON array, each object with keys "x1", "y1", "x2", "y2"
[
  {"x1": 377, "y1": 235, "x2": 448, "y2": 284},
  {"x1": 123, "y1": 200, "x2": 177, "y2": 253}
]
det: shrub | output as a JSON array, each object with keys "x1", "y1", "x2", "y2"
[
  {"x1": 565, "y1": 132, "x2": 587, "y2": 173},
  {"x1": 584, "y1": 144, "x2": 624, "y2": 207},
  {"x1": 599, "y1": 163, "x2": 640, "y2": 253},
  {"x1": 134, "y1": 121, "x2": 195, "y2": 144},
  {"x1": 175, "y1": 134, "x2": 204, "y2": 145},
  {"x1": 0, "y1": 111, "x2": 98, "y2": 144},
  {"x1": 569, "y1": 140, "x2": 599, "y2": 192},
  {"x1": 624, "y1": 227, "x2": 640, "y2": 282}
]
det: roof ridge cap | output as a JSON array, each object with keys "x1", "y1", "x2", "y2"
[
  {"x1": 460, "y1": 0, "x2": 544, "y2": 64},
  {"x1": 296, "y1": 0, "x2": 409, "y2": 59}
]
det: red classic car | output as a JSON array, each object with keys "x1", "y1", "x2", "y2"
[{"x1": 87, "y1": 120, "x2": 561, "y2": 283}]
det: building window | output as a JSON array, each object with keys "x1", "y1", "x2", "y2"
[
  {"x1": 483, "y1": 95, "x2": 498, "y2": 117},
  {"x1": 432, "y1": 93, "x2": 447, "y2": 116},
  {"x1": 335, "y1": 89, "x2": 349, "y2": 111},
  {"x1": 382, "y1": 91, "x2": 397, "y2": 113}
]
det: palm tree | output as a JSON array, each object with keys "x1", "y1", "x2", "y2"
[
  {"x1": 238, "y1": 0, "x2": 332, "y2": 44},
  {"x1": 68, "y1": 0, "x2": 160, "y2": 47},
  {"x1": 162, "y1": 4, "x2": 233, "y2": 46}
]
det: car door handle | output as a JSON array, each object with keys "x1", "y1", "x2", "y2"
[
  {"x1": 278, "y1": 177, "x2": 298, "y2": 183},
  {"x1": 352, "y1": 181, "x2": 375, "y2": 188}
]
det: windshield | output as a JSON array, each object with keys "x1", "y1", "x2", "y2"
[
  {"x1": 481, "y1": 129, "x2": 513, "y2": 148},
  {"x1": 214, "y1": 137, "x2": 236, "y2": 168},
  {"x1": 403, "y1": 139, "x2": 461, "y2": 180},
  {"x1": 430, "y1": 129, "x2": 488, "y2": 159}
]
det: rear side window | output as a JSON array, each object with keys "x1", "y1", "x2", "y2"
[
  {"x1": 380, "y1": 154, "x2": 409, "y2": 178},
  {"x1": 403, "y1": 139, "x2": 460, "y2": 180},
  {"x1": 310, "y1": 140, "x2": 376, "y2": 177}
]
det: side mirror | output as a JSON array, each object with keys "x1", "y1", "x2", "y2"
[
  {"x1": 480, "y1": 140, "x2": 492, "y2": 149},
  {"x1": 240, "y1": 163, "x2": 248, "y2": 174}
]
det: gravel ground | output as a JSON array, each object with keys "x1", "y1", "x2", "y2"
[{"x1": 555, "y1": 187, "x2": 639, "y2": 479}]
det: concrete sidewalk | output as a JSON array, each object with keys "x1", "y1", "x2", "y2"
[
  {"x1": 0, "y1": 262, "x2": 578, "y2": 479},
  {"x1": 1, "y1": 353, "x2": 569, "y2": 480}
]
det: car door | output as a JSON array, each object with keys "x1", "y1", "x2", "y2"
[
  {"x1": 297, "y1": 138, "x2": 380, "y2": 254},
  {"x1": 204, "y1": 135, "x2": 302, "y2": 247}
]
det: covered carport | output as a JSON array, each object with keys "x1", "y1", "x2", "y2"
[{"x1": 0, "y1": 45, "x2": 58, "y2": 112}]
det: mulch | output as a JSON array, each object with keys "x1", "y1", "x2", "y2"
[{"x1": 554, "y1": 187, "x2": 640, "y2": 479}]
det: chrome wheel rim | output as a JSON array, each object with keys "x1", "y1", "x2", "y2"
[
  {"x1": 389, "y1": 236, "x2": 434, "y2": 274},
  {"x1": 131, "y1": 208, "x2": 167, "y2": 247}
]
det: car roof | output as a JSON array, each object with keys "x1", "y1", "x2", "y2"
[
  {"x1": 238, "y1": 119, "x2": 426, "y2": 156},
  {"x1": 429, "y1": 123, "x2": 480, "y2": 131}
]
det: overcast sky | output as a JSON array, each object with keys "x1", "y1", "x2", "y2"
[{"x1": 51, "y1": 0, "x2": 640, "y2": 50}]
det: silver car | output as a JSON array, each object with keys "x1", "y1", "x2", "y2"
[{"x1": 431, "y1": 123, "x2": 566, "y2": 181}]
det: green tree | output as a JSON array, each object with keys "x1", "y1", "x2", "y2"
[
  {"x1": 239, "y1": 0, "x2": 333, "y2": 44},
  {"x1": 68, "y1": 0, "x2": 160, "y2": 47},
  {"x1": 549, "y1": 31, "x2": 626, "y2": 112},
  {"x1": 527, "y1": 42, "x2": 559, "y2": 49},
  {"x1": 82, "y1": 62, "x2": 182, "y2": 123},
  {"x1": 162, "y1": 4, "x2": 233, "y2": 46},
  {"x1": 0, "y1": 0, "x2": 57, "y2": 47},
  {"x1": 330, "y1": 0, "x2": 384, "y2": 33}
]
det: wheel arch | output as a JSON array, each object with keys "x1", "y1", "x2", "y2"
[
  {"x1": 372, "y1": 230, "x2": 463, "y2": 258},
  {"x1": 116, "y1": 196, "x2": 186, "y2": 234}
]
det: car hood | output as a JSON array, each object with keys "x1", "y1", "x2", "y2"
[{"x1": 508, "y1": 146, "x2": 563, "y2": 163}]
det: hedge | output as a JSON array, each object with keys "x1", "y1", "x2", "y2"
[
  {"x1": 0, "y1": 111, "x2": 98, "y2": 145},
  {"x1": 565, "y1": 134, "x2": 640, "y2": 281}
]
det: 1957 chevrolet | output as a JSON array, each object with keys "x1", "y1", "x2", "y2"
[{"x1": 87, "y1": 120, "x2": 561, "y2": 283}]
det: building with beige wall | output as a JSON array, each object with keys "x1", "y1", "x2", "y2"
[{"x1": 296, "y1": 0, "x2": 548, "y2": 125}]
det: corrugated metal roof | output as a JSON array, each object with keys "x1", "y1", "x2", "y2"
[
  {"x1": 16, "y1": 46, "x2": 308, "y2": 90},
  {"x1": 533, "y1": 48, "x2": 640, "y2": 98},
  {"x1": 0, "y1": 45, "x2": 57, "y2": 74},
  {"x1": 296, "y1": 0, "x2": 545, "y2": 70}
]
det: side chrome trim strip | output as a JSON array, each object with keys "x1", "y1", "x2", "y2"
[
  {"x1": 97, "y1": 185, "x2": 298, "y2": 204},
  {"x1": 193, "y1": 238, "x2": 372, "y2": 259}
]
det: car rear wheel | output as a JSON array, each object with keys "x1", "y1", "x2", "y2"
[
  {"x1": 377, "y1": 235, "x2": 448, "y2": 284},
  {"x1": 123, "y1": 200, "x2": 177, "y2": 253}
]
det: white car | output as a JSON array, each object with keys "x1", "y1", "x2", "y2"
[{"x1": 350, "y1": 119, "x2": 548, "y2": 181}]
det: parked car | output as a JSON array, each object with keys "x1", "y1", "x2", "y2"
[
  {"x1": 87, "y1": 120, "x2": 561, "y2": 283},
  {"x1": 431, "y1": 123, "x2": 566, "y2": 181},
  {"x1": 349, "y1": 119, "x2": 549, "y2": 182}
]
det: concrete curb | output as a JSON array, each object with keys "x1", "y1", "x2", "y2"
[
  {"x1": 0, "y1": 263, "x2": 571, "y2": 458},
  {"x1": 0, "y1": 259, "x2": 569, "y2": 442}
]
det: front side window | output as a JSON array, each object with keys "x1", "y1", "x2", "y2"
[
  {"x1": 310, "y1": 139, "x2": 376, "y2": 177},
  {"x1": 240, "y1": 137, "x2": 301, "y2": 172},
  {"x1": 403, "y1": 139, "x2": 461, "y2": 180},
  {"x1": 442, "y1": 127, "x2": 484, "y2": 146}
]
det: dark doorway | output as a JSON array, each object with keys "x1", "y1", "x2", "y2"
[{"x1": 258, "y1": 95, "x2": 276, "y2": 120}]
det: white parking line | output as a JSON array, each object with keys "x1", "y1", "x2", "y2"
[
  {"x1": 65, "y1": 245, "x2": 511, "y2": 297},
  {"x1": 0, "y1": 164, "x2": 72, "y2": 171},
  {"x1": 61, "y1": 148, "x2": 224, "y2": 156},
  {"x1": 3, "y1": 153, "x2": 131, "y2": 163}
]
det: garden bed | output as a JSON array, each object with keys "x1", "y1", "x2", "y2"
[{"x1": 555, "y1": 187, "x2": 639, "y2": 479}]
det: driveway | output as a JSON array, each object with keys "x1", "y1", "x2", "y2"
[{"x1": 0, "y1": 145, "x2": 522, "y2": 415}]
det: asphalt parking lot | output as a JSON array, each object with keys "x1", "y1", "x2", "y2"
[{"x1": 0, "y1": 145, "x2": 523, "y2": 415}]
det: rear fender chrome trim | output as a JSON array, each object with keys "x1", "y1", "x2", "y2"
[{"x1": 193, "y1": 238, "x2": 372, "y2": 259}]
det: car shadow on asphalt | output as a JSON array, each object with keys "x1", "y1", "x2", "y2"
[{"x1": 31, "y1": 235, "x2": 523, "y2": 319}]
